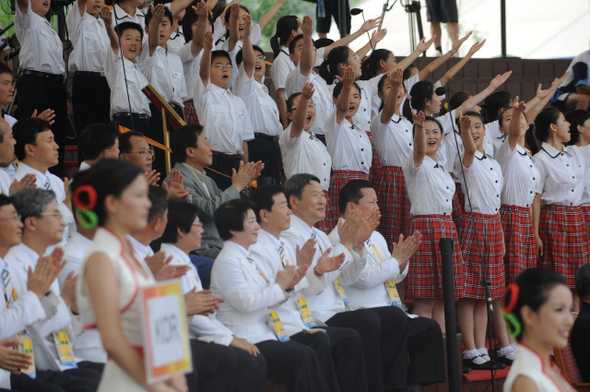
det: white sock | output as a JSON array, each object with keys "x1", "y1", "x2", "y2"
[
  {"x1": 498, "y1": 345, "x2": 516, "y2": 360},
  {"x1": 463, "y1": 349, "x2": 480, "y2": 360},
  {"x1": 477, "y1": 347, "x2": 490, "y2": 360},
  {"x1": 511, "y1": 342, "x2": 517, "y2": 351}
]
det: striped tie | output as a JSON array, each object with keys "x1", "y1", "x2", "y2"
[
  {"x1": 278, "y1": 244, "x2": 289, "y2": 267},
  {"x1": 44, "y1": 178, "x2": 51, "y2": 191},
  {"x1": 310, "y1": 231, "x2": 323, "y2": 254}
]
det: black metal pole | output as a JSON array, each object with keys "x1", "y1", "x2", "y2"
[
  {"x1": 338, "y1": 0, "x2": 347, "y2": 38},
  {"x1": 440, "y1": 237, "x2": 460, "y2": 392},
  {"x1": 500, "y1": 0, "x2": 506, "y2": 57}
]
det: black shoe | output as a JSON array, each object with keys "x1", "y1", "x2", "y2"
[
  {"x1": 496, "y1": 355, "x2": 514, "y2": 367},
  {"x1": 463, "y1": 355, "x2": 499, "y2": 370},
  {"x1": 492, "y1": 359, "x2": 506, "y2": 369},
  {"x1": 462, "y1": 366, "x2": 472, "y2": 374}
]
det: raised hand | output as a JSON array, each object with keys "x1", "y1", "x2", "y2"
[
  {"x1": 145, "y1": 170, "x2": 161, "y2": 186},
  {"x1": 296, "y1": 238, "x2": 316, "y2": 268},
  {"x1": 60, "y1": 270, "x2": 77, "y2": 309},
  {"x1": 275, "y1": 265, "x2": 297, "y2": 290},
  {"x1": 151, "y1": 3, "x2": 165, "y2": 24},
  {"x1": 243, "y1": 13, "x2": 252, "y2": 37},
  {"x1": 184, "y1": 288, "x2": 224, "y2": 316},
  {"x1": 301, "y1": 15, "x2": 313, "y2": 37},
  {"x1": 9, "y1": 173, "x2": 36, "y2": 194},
  {"x1": 459, "y1": 112, "x2": 472, "y2": 135},
  {"x1": 392, "y1": 231, "x2": 421, "y2": 271},
  {"x1": 417, "y1": 36, "x2": 435, "y2": 53},
  {"x1": 451, "y1": 31, "x2": 472, "y2": 54},
  {"x1": 337, "y1": 66, "x2": 355, "y2": 86},
  {"x1": 467, "y1": 39, "x2": 486, "y2": 56},
  {"x1": 301, "y1": 81, "x2": 315, "y2": 100},
  {"x1": 489, "y1": 70, "x2": 512, "y2": 89},
  {"x1": 389, "y1": 67, "x2": 403, "y2": 87},
  {"x1": 229, "y1": 3, "x2": 240, "y2": 24},
  {"x1": 355, "y1": 208, "x2": 380, "y2": 246},
  {"x1": 361, "y1": 17, "x2": 381, "y2": 32},
  {"x1": 203, "y1": 30, "x2": 213, "y2": 50},
  {"x1": 101, "y1": 6, "x2": 112, "y2": 25},
  {"x1": 412, "y1": 110, "x2": 425, "y2": 128},
  {"x1": 145, "y1": 251, "x2": 173, "y2": 276},
  {"x1": 338, "y1": 210, "x2": 362, "y2": 249},
  {"x1": 551, "y1": 71, "x2": 569, "y2": 88},
  {"x1": 512, "y1": 96, "x2": 527, "y2": 114},
  {"x1": 315, "y1": 250, "x2": 345, "y2": 275},
  {"x1": 371, "y1": 28, "x2": 387, "y2": 44},
  {"x1": 27, "y1": 256, "x2": 58, "y2": 298},
  {"x1": 194, "y1": 1, "x2": 207, "y2": 17},
  {"x1": 231, "y1": 161, "x2": 263, "y2": 191},
  {"x1": 32, "y1": 108, "x2": 56, "y2": 124}
]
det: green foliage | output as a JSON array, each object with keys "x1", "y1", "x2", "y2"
[{"x1": 0, "y1": 0, "x2": 15, "y2": 37}]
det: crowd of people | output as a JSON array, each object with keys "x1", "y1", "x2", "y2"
[{"x1": 0, "y1": 0, "x2": 589, "y2": 390}]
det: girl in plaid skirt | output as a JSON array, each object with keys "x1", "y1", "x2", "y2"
[
  {"x1": 532, "y1": 107, "x2": 590, "y2": 312},
  {"x1": 566, "y1": 110, "x2": 590, "y2": 235}
]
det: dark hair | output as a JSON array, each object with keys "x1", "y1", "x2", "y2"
[
  {"x1": 161, "y1": 200, "x2": 199, "y2": 243},
  {"x1": 148, "y1": 185, "x2": 168, "y2": 223},
  {"x1": 214, "y1": 199, "x2": 256, "y2": 240},
  {"x1": 183, "y1": 5, "x2": 214, "y2": 43},
  {"x1": 319, "y1": 46, "x2": 350, "y2": 85},
  {"x1": 332, "y1": 81, "x2": 361, "y2": 99},
  {"x1": 235, "y1": 45, "x2": 265, "y2": 66},
  {"x1": 286, "y1": 92, "x2": 302, "y2": 113},
  {"x1": 534, "y1": 107, "x2": 563, "y2": 142},
  {"x1": 314, "y1": 38, "x2": 333, "y2": 50},
  {"x1": 250, "y1": 184, "x2": 286, "y2": 220},
  {"x1": 119, "y1": 131, "x2": 145, "y2": 154},
  {"x1": 463, "y1": 111, "x2": 485, "y2": 125},
  {"x1": 483, "y1": 91, "x2": 511, "y2": 123},
  {"x1": 71, "y1": 159, "x2": 144, "y2": 226},
  {"x1": 402, "y1": 64, "x2": 418, "y2": 81},
  {"x1": 414, "y1": 116, "x2": 445, "y2": 138},
  {"x1": 338, "y1": 179, "x2": 373, "y2": 215},
  {"x1": 270, "y1": 15, "x2": 299, "y2": 57},
  {"x1": 361, "y1": 49, "x2": 392, "y2": 80},
  {"x1": 498, "y1": 106, "x2": 527, "y2": 129},
  {"x1": 289, "y1": 34, "x2": 303, "y2": 55},
  {"x1": 79, "y1": 123, "x2": 119, "y2": 160},
  {"x1": 409, "y1": 81, "x2": 436, "y2": 113},
  {"x1": 13, "y1": 118, "x2": 52, "y2": 161},
  {"x1": 0, "y1": 63, "x2": 13, "y2": 77},
  {"x1": 284, "y1": 173, "x2": 321, "y2": 206},
  {"x1": 211, "y1": 50, "x2": 232, "y2": 65},
  {"x1": 576, "y1": 263, "x2": 590, "y2": 301},
  {"x1": 145, "y1": 6, "x2": 173, "y2": 27},
  {"x1": 0, "y1": 194, "x2": 12, "y2": 210},
  {"x1": 115, "y1": 21, "x2": 144, "y2": 42},
  {"x1": 171, "y1": 125, "x2": 204, "y2": 163},
  {"x1": 566, "y1": 110, "x2": 590, "y2": 145},
  {"x1": 223, "y1": 4, "x2": 250, "y2": 38},
  {"x1": 504, "y1": 267, "x2": 568, "y2": 341},
  {"x1": 448, "y1": 91, "x2": 471, "y2": 112}
]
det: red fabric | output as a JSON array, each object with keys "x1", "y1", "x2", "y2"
[
  {"x1": 183, "y1": 100, "x2": 199, "y2": 125},
  {"x1": 325, "y1": 170, "x2": 368, "y2": 232},
  {"x1": 500, "y1": 204, "x2": 537, "y2": 285},
  {"x1": 582, "y1": 206, "x2": 590, "y2": 244},
  {"x1": 539, "y1": 204, "x2": 590, "y2": 288},
  {"x1": 457, "y1": 212, "x2": 505, "y2": 299},
  {"x1": 365, "y1": 131, "x2": 382, "y2": 183},
  {"x1": 405, "y1": 214, "x2": 464, "y2": 298},
  {"x1": 376, "y1": 166, "x2": 410, "y2": 251},
  {"x1": 452, "y1": 183, "x2": 464, "y2": 228},
  {"x1": 315, "y1": 190, "x2": 333, "y2": 234}
]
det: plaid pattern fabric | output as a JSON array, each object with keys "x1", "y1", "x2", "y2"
[
  {"x1": 582, "y1": 206, "x2": 590, "y2": 240},
  {"x1": 405, "y1": 214, "x2": 464, "y2": 299},
  {"x1": 365, "y1": 131, "x2": 382, "y2": 183},
  {"x1": 457, "y1": 212, "x2": 505, "y2": 299},
  {"x1": 452, "y1": 183, "x2": 464, "y2": 228},
  {"x1": 376, "y1": 166, "x2": 410, "y2": 251},
  {"x1": 325, "y1": 170, "x2": 368, "y2": 232},
  {"x1": 183, "y1": 100, "x2": 199, "y2": 125},
  {"x1": 500, "y1": 204, "x2": 536, "y2": 285},
  {"x1": 315, "y1": 190, "x2": 333, "y2": 234},
  {"x1": 539, "y1": 205, "x2": 590, "y2": 288}
]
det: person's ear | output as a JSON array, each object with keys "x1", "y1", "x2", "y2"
[
  {"x1": 23, "y1": 216, "x2": 37, "y2": 232},
  {"x1": 24, "y1": 143, "x2": 35, "y2": 157},
  {"x1": 104, "y1": 194, "x2": 118, "y2": 216},
  {"x1": 520, "y1": 305, "x2": 537, "y2": 331}
]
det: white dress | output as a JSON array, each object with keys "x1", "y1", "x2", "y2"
[{"x1": 77, "y1": 228, "x2": 156, "y2": 392}]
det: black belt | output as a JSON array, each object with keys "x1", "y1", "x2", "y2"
[
  {"x1": 254, "y1": 133, "x2": 280, "y2": 143},
  {"x1": 74, "y1": 71, "x2": 105, "y2": 78},
  {"x1": 22, "y1": 69, "x2": 64, "y2": 82},
  {"x1": 113, "y1": 112, "x2": 150, "y2": 120}
]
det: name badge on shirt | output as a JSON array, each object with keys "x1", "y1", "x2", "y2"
[
  {"x1": 16, "y1": 331, "x2": 36, "y2": 379},
  {"x1": 295, "y1": 296, "x2": 316, "y2": 328},
  {"x1": 385, "y1": 281, "x2": 402, "y2": 306},
  {"x1": 267, "y1": 309, "x2": 289, "y2": 342},
  {"x1": 332, "y1": 278, "x2": 349, "y2": 304},
  {"x1": 52, "y1": 331, "x2": 77, "y2": 368}
]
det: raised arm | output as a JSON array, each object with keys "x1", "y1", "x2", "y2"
[
  {"x1": 395, "y1": 36, "x2": 435, "y2": 71},
  {"x1": 101, "y1": 7, "x2": 119, "y2": 53},
  {"x1": 438, "y1": 39, "x2": 485, "y2": 87},
  {"x1": 335, "y1": 67, "x2": 355, "y2": 124},
  {"x1": 454, "y1": 71, "x2": 512, "y2": 118},
  {"x1": 148, "y1": 4, "x2": 165, "y2": 56},
  {"x1": 525, "y1": 72, "x2": 569, "y2": 124},
  {"x1": 381, "y1": 68, "x2": 403, "y2": 124},
  {"x1": 412, "y1": 111, "x2": 427, "y2": 166},
  {"x1": 227, "y1": 3, "x2": 240, "y2": 52},
  {"x1": 206, "y1": 0, "x2": 219, "y2": 12},
  {"x1": 458, "y1": 113, "x2": 476, "y2": 168},
  {"x1": 299, "y1": 15, "x2": 314, "y2": 77},
  {"x1": 75, "y1": 0, "x2": 88, "y2": 16},
  {"x1": 355, "y1": 28, "x2": 387, "y2": 60},
  {"x1": 323, "y1": 17, "x2": 381, "y2": 58},
  {"x1": 217, "y1": 0, "x2": 241, "y2": 25},
  {"x1": 16, "y1": 0, "x2": 29, "y2": 14},
  {"x1": 199, "y1": 31, "x2": 214, "y2": 86},
  {"x1": 290, "y1": 82, "x2": 315, "y2": 137},
  {"x1": 241, "y1": 14, "x2": 255, "y2": 78},
  {"x1": 508, "y1": 97, "x2": 527, "y2": 150},
  {"x1": 257, "y1": 0, "x2": 284, "y2": 32},
  {"x1": 418, "y1": 31, "x2": 472, "y2": 81},
  {"x1": 190, "y1": 2, "x2": 208, "y2": 57}
]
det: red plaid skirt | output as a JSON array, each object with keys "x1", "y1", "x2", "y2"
[
  {"x1": 405, "y1": 214, "x2": 464, "y2": 299},
  {"x1": 315, "y1": 190, "x2": 332, "y2": 234},
  {"x1": 500, "y1": 204, "x2": 536, "y2": 285},
  {"x1": 452, "y1": 183, "x2": 464, "y2": 228},
  {"x1": 583, "y1": 206, "x2": 590, "y2": 243},
  {"x1": 365, "y1": 131, "x2": 382, "y2": 183},
  {"x1": 326, "y1": 170, "x2": 369, "y2": 232},
  {"x1": 539, "y1": 204, "x2": 590, "y2": 288},
  {"x1": 376, "y1": 166, "x2": 410, "y2": 251},
  {"x1": 183, "y1": 100, "x2": 199, "y2": 125},
  {"x1": 457, "y1": 212, "x2": 505, "y2": 299}
]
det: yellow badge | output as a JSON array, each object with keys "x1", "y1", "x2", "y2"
[
  {"x1": 16, "y1": 331, "x2": 36, "y2": 379},
  {"x1": 332, "y1": 278, "x2": 349, "y2": 304},
  {"x1": 268, "y1": 310, "x2": 289, "y2": 342},
  {"x1": 52, "y1": 331, "x2": 77, "y2": 368},
  {"x1": 385, "y1": 280, "x2": 402, "y2": 306},
  {"x1": 295, "y1": 296, "x2": 316, "y2": 328}
]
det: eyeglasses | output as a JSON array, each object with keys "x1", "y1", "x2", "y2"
[
  {"x1": 255, "y1": 55, "x2": 267, "y2": 61},
  {"x1": 211, "y1": 64, "x2": 233, "y2": 70},
  {"x1": 192, "y1": 222, "x2": 203, "y2": 228},
  {"x1": 0, "y1": 214, "x2": 21, "y2": 223},
  {"x1": 40, "y1": 211, "x2": 63, "y2": 219},
  {"x1": 128, "y1": 149, "x2": 154, "y2": 158}
]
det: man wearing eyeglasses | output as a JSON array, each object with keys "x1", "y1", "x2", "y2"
[{"x1": 118, "y1": 130, "x2": 158, "y2": 185}]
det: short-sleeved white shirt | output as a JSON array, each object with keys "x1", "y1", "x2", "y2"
[
  {"x1": 270, "y1": 48, "x2": 295, "y2": 96},
  {"x1": 111, "y1": 4, "x2": 146, "y2": 31},
  {"x1": 438, "y1": 129, "x2": 495, "y2": 178},
  {"x1": 403, "y1": 154, "x2": 455, "y2": 217},
  {"x1": 138, "y1": 42, "x2": 187, "y2": 106},
  {"x1": 279, "y1": 125, "x2": 331, "y2": 191},
  {"x1": 192, "y1": 76, "x2": 255, "y2": 155},
  {"x1": 324, "y1": 112, "x2": 372, "y2": 174},
  {"x1": 455, "y1": 151, "x2": 503, "y2": 214},
  {"x1": 352, "y1": 76, "x2": 381, "y2": 131},
  {"x1": 67, "y1": 7, "x2": 109, "y2": 73},
  {"x1": 495, "y1": 141, "x2": 540, "y2": 208},
  {"x1": 370, "y1": 112, "x2": 413, "y2": 167},
  {"x1": 167, "y1": 30, "x2": 185, "y2": 54},
  {"x1": 177, "y1": 43, "x2": 202, "y2": 102},
  {"x1": 533, "y1": 142, "x2": 590, "y2": 206}
]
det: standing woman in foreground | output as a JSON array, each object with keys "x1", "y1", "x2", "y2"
[
  {"x1": 73, "y1": 159, "x2": 188, "y2": 392},
  {"x1": 502, "y1": 267, "x2": 575, "y2": 392}
]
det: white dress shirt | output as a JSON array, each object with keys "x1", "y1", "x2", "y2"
[
  {"x1": 533, "y1": 142, "x2": 590, "y2": 206},
  {"x1": 111, "y1": 4, "x2": 146, "y2": 32},
  {"x1": 127, "y1": 235, "x2": 154, "y2": 262},
  {"x1": 370, "y1": 112, "x2": 414, "y2": 167},
  {"x1": 13, "y1": 163, "x2": 75, "y2": 247},
  {"x1": 324, "y1": 112, "x2": 372, "y2": 174},
  {"x1": 58, "y1": 232, "x2": 92, "y2": 288},
  {"x1": 14, "y1": 0, "x2": 65, "y2": 76},
  {"x1": 573, "y1": 144, "x2": 590, "y2": 207},
  {"x1": 454, "y1": 151, "x2": 503, "y2": 214},
  {"x1": 104, "y1": 46, "x2": 151, "y2": 118},
  {"x1": 66, "y1": 5, "x2": 109, "y2": 73},
  {"x1": 210, "y1": 240, "x2": 288, "y2": 344},
  {"x1": 139, "y1": 42, "x2": 187, "y2": 106},
  {"x1": 167, "y1": 30, "x2": 185, "y2": 54},
  {"x1": 495, "y1": 142, "x2": 540, "y2": 208},
  {"x1": 351, "y1": 76, "x2": 381, "y2": 131},
  {"x1": 403, "y1": 154, "x2": 455, "y2": 217},
  {"x1": 281, "y1": 215, "x2": 367, "y2": 322},
  {"x1": 0, "y1": 169, "x2": 10, "y2": 195},
  {"x1": 233, "y1": 66, "x2": 283, "y2": 137},
  {"x1": 192, "y1": 76, "x2": 255, "y2": 155},
  {"x1": 270, "y1": 48, "x2": 295, "y2": 99},
  {"x1": 177, "y1": 43, "x2": 203, "y2": 101},
  {"x1": 279, "y1": 124, "x2": 331, "y2": 191},
  {"x1": 438, "y1": 130, "x2": 495, "y2": 178}
]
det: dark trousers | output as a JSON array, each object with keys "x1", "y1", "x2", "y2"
[
  {"x1": 316, "y1": 0, "x2": 351, "y2": 35},
  {"x1": 291, "y1": 327, "x2": 368, "y2": 392},
  {"x1": 148, "y1": 102, "x2": 185, "y2": 176},
  {"x1": 209, "y1": 154, "x2": 241, "y2": 191},
  {"x1": 72, "y1": 73, "x2": 111, "y2": 163},
  {"x1": 15, "y1": 73, "x2": 68, "y2": 177},
  {"x1": 189, "y1": 253, "x2": 215, "y2": 289},
  {"x1": 11, "y1": 362, "x2": 102, "y2": 392},
  {"x1": 247, "y1": 136, "x2": 280, "y2": 184},
  {"x1": 406, "y1": 316, "x2": 445, "y2": 386},
  {"x1": 256, "y1": 339, "x2": 329, "y2": 392},
  {"x1": 187, "y1": 340, "x2": 266, "y2": 392}
]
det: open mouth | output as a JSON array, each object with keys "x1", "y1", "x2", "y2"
[
  {"x1": 473, "y1": 136, "x2": 480, "y2": 141},
  {"x1": 427, "y1": 141, "x2": 436, "y2": 146},
  {"x1": 222, "y1": 74, "x2": 229, "y2": 79},
  {"x1": 129, "y1": 47, "x2": 137, "y2": 53},
  {"x1": 42, "y1": 1, "x2": 49, "y2": 6},
  {"x1": 348, "y1": 105, "x2": 355, "y2": 111},
  {"x1": 255, "y1": 65, "x2": 262, "y2": 70},
  {"x1": 306, "y1": 114, "x2": 312, "y2": 122}
]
